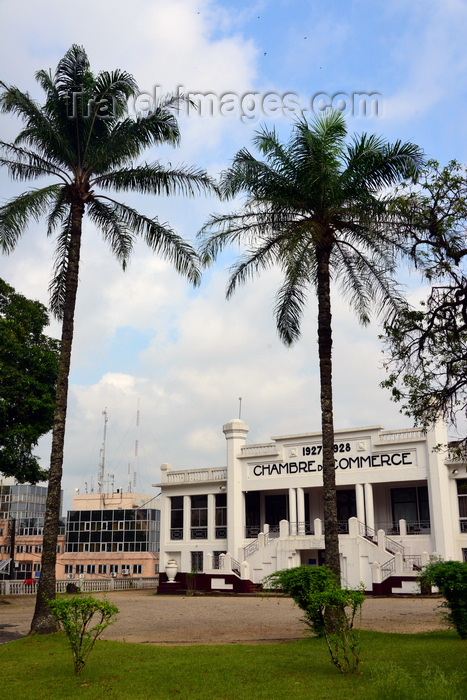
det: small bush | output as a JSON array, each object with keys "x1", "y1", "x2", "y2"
[
  {"x1": 418, "y1": 559, "x2": 467, "y2": 639},
  {"x1": 265, "y1": 565, "x2": 365, "y2": 673},
  {"x1": 265, "y1": 564, "x2": 338, "y2": 636},
  {"x1": 48, "y1": 595, "x2": 119, "y2": 675}
]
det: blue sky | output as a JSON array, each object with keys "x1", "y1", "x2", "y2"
[{"x1": 0, "y1": 0, "x2": 466, "y2": 509}]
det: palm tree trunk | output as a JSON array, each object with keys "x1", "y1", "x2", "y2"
[
  {"x1": 30, "y1": 203, "x2": 83, "y2": 634},
  {"x1": 316, "y1": 245, "x2": 341, "y2": 580}
]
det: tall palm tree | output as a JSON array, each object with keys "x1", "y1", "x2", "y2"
[
  {"x1": 0, "y1": 45, "x2": 216, "y2": 633},
  {"x1": 198, "y1": 112, "x2": 424, "y2": 580}
]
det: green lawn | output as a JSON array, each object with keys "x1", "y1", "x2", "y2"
[{"x1": 1, "y1": 630, "x2": 466, "y2": 699}]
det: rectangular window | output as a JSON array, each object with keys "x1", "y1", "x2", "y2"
[
  {"x1": 215, "y1": 493, "x2": 227, "y2": 539},
  {"x1": 191, "y1": 551, "x2": 203, "y2": 572},
  {"x1": 110, "y1": 564, "x2": 119, "y2": 574},
  {"x1": 16, "y1": 545, "x2": 24, "y2": 554},
  {"x1": 35, "y1": 545, "x2": 42, "y2": 554},
  {"x1": 213, "y1": 550, "x2": 226, "y2": 569},
  {"x1": 170, "y1": 496, "x2": 184, "y2": 540},
  {"x1": 64, "y1": 565, "x2": 73, "y2": 574},
  {"x1": 76, "y1": 565, "x2": 84, "y2": 574},
  {"x1": 457, "y1": 480, "x2": 467, "y2": 532},
  {"x1": 191, "y1": 495, "x2": 208, "y2": 539},
  {"x1": 391, "y1": 486, "x2": 430, "y2": 531},
  {"x1": 133, "y1": 564, "x2": 142, "y2": 574},
  {"x1": 86, "y1": 565, "x2": 95, "y2": 574},
  {"x1": 26, "y1": 545, "x2": 32, "y2": 554},
  {"x1": 33, "y1": 563, "x2": 41, "y2": 572},
  {"x1": 98, "y1": 564, "x2": 107, "y2": 574}
]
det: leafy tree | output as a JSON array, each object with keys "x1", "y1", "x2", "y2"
[
  {"x1": 199, "y1": 112, "x2": 423, "y2": 578},
  {"x1": 0, "y1": 45, "x2": 215, "y2": 633},
  {"x1": 418, "y1": 558, "x2": 467, "y2": 639},
  {"x1": 0, "y1": 278, "x2": 59, "y2": 482},
  {"x1": 381, "y1": 160, "x2": 467, "y2": 445}
]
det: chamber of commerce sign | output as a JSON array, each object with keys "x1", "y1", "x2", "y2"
[{"x1": 250, "y1": 450, "x2": 414, "y2": 478}]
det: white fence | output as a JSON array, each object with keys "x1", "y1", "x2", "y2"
[{"x1": 0, "y1": 577, "x2": 159, "y2": 596}]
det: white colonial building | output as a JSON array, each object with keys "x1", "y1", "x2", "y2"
[{"x1": 156, "y1": 419, "x2": 467, "y2": 595}]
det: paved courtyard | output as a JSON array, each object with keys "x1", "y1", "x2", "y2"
[{"x1": 0, "y1": 591, "x2": 448, "y2": 645}]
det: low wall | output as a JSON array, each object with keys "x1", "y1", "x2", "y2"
[{"x1": 0, "y1": 577, "x2": 159, "y2": 595}]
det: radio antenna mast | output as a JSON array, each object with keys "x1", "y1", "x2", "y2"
[
  {"x1": 98, "y1": 408, "x2": 108, "y2": 495},
  {"x1": 134, "y1": 399, "x2": 140, "y2": 490}
]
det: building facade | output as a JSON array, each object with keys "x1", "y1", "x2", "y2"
[
  {"x1": 0, "y1": 484, "x2": 160, "y2": 581},
  {"x1": 0, "y1": 480, "x2": 65, "y2": 580},
  {"x1": 157, "y1": 419, "x2": 467, "y2": 594},
  {"x1": 60, "y1": 492, "x2": 160, "y2": 580}
]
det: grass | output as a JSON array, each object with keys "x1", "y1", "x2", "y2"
[{"x1": 1, "y1": 630, "x2": 466, "y2": 699}]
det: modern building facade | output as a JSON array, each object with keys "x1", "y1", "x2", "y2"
[
  {"x1": 60, "y1": 492, "x2": 160, "y2": 580},
  {"x1": 0, "y1": 479, "x2": 65, "y2": 580},
  {"x1": 0, "y1": 483, "x2": 160, "y2": 581},
  {"x1": 157, "y1": 419, "x2": 467, "y2": 594}
]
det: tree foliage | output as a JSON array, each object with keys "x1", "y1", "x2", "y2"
[
  {"x1": 381, "y1": 160, "x2": 467, "y2": 441},
  {"x1": 199, "y1": 112, "x2": 424, "y2": 577},
  {"x1": 0, "y1": 278, "x2": 59, "y2": 482},
  {"x1": 418, "y1": 558, "x2": 467, "y2": 639}
]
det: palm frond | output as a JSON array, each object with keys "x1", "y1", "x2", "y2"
[
  {"x1": 0, "y1": 142, "x2": 69, "y2": 182},
  {"x1": 48, "y1": 215, "x2": 72, "y2": 319},
  {"x1": 0, "y1": 83, "x2": 76, "y2": 167},
  {"x1": 0, "y1": 185, "x2": 63, "y2": 253},
  {"x1": 53, "y1": 45, "x2": 90, "y2": 98},
  {"x1": 46, "y1": 190, "x2": 69, "y2": 236},
  {"x1": 333, "y1": 239, "x2": 405, "y2": 324},
  {"x1": 225, "y1": 232, "x2": 288, "y2": 298},
  {"x1": 98, "y1": 198, "x2": 201, "y2": 285},
  {"x1": 82, "y1": 108, "x2": 181, "y2": 175},
  {"x1": 86, "y1": 199, "x2": 135, "y2": 267},
  {"x1": 93, "y1": 162, "x2": 216, "y2": 197},
  {"x1": 274, "y1": 261, "x2": 310, "y2": 345}
]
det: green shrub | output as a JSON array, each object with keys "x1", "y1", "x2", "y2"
[
  {"x1": 265, "y1": 565, "x2": 365, "y2": 673},
  {"x1": 265, "y1": 564, "x2": 338, "y2": 636},
  {"x1": 418, "y1": 559, "x2": 467, "y2": 639},
  {"x1": 48, "y1": 595, "x2": 119, "y2": 675}
]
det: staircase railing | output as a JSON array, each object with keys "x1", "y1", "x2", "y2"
[
  {"x1": 243, "y1": 525, "x2": 280, "y2": 559},
  {"x1": 357, "y1": 520, "x2": 404, "y2": 556},
  {"x1": 381, "y1": 554, "x2": 422, "y2": 581}
]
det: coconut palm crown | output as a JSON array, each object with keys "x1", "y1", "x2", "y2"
[
  {"x1": 0, "y1": 45, "x2": 216, "y2": 632},
  {"x1": 198, "y1": 111, "x2": 424, "y2": 578}
]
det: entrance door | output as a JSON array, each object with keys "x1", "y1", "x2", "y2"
[
  {"x1": 337, "y1": 490, "x2": 357, "y2": 533},
  {"x1": 265, "y1": 494, "x2": 287, "y2": 528}
]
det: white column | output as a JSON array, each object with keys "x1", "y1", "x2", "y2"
[
  {"x1": 297, "y1": 487, "x2": 306, "y2": 535},
  {"x1": 355, "y1": 483, "x2": 365, "y2": 524},
  {"x1": 183, "y1": 495, "x2": 191, "y2": 542},
  {"x1": 364, "y1": 483, "x2": 375, "y2": 532},
  {"x1": 425, "y1": 421, "x2": 453, "y2": 558},
  {"x1": 288, "y1": 488, "x2": 297, "y2": 535},
  {"x1": 223, "y1": 419, "x2": 249, "y2": 561},
  {"x1": 207, "y1": 493, "x2": 216, "y2": 541}
]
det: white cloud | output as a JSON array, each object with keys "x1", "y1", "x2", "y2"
[{"x1": 1, "y1": 0, "x2": 465, "y2": 513}]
